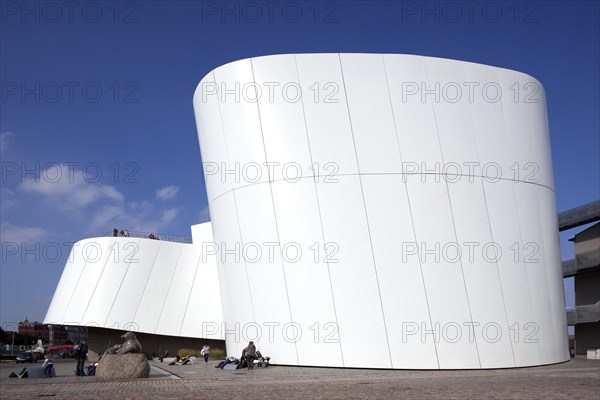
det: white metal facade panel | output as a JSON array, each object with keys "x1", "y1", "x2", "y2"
[
  {"x1": 514, "y1": 183, "x2": 557, "y2": 364},
  {"x1": 384, "y1": 54, "x2": 444, "y2": 169},
  {"x1": 296, "y1": 54, "x2": 358, "y2": 177},
  {"x1": 271, "y1": 178, "x2": 344, "y2": 367},
  {"x1": 361, "y1": 175, "x2": 439, "y2": 369},
  {"x1": 104, "y1": 241, "x2": 161, "y2": 331},
  {"x1": 446, "y1": 178, "x2": 516, "y2": 368},
  {"x1": 425, "y1": 57, "x2": 481, "y2": 170},
  {"x1": 234, "y1": 183, "x2": 298, "y2": 364},
  {"x1": 80, "y1": 244, "x2": 137, "y2": 328},
  {"x1": 44, "y1": 242, "x2": 89, "y2": 324},
  {"x1": 181, "y1": 225, "x2": 223, "y2": 339},
  {"x1": 133, "y1": 241, "x2": 182, "y2": 333},
  {"x1": 536, "y1": 187, "x2": 570, "y2": 361},
  {"x1": 208, "y1": 191, "x2": 257, "y2": 349},
  {"x1": 252, "y1": 55, "x2": 312, "y2": 183},
  {"x1": 498, "y1": 69, "x2": 553, "y2": 190},
  {"x1": 155, "y1": 245, "x2": 202, "y2": 337},
  {"x1": 213, "y1": 60, "x2": 269, "y2": 191},
  {"x1": 62, "y1": 238, "x2": 113, "y2": 326},
  {"x1": 194, "y1": 71, "x2": 233, "y2": 203},
  {"x1": 484, "y1": 180, "x2": 541, "y2": 366},
  {"x1": 340, "y1": 53, "x2": 402, "y2": 174},
  {"x1": 316, "y1": 175, "x2": 391, "y2": 368},
  {"x1": 406, "y1": 176, "x2": 481, "y2": 369}
]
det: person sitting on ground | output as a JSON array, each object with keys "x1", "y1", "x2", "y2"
[
  {"x1": 119, "y1": 230, "x2": 125, "y2": 236},
  {"x1": 168, "y1": 355, "x2": 182, "y2": 366},
  {"x1": 148, "y1": 233, "x2": 156, "y2": 240},
  {"x1": 42, "y1": 356, "x2": 54, "y2": 378},
  {"x1": 217, "y1": 356, "x2": 238, "y2": 369},
  {"x1": 159, "y1": 350, "x2": 169, "y2": 362},
  {"x1": 182, "y1": 355, "x2": 192, "y2": 365},
  {"x1": 236, "y1": 348, "x2": 248, "y2": 369}
]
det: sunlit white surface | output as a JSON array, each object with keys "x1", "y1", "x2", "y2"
[
  {"x1": 193, "y1": 53, "x2": 568, "y2": 369},
  {"x1": 44, "y1": 223, "x2": 223, "y2": 339}
]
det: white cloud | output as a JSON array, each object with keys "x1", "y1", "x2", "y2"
[
  {"x1": 156, "y1": 185, "x2": 180, "y2": 201},
  {"x1": 161, "y1": 208, "x2": 179, "y2": 225},
  {"x1": 20, "y1": 164, "x2": 124, "y2": 212},
  {"x1": 0, "y1": 188, "x2": 17, "y2": 212},
  {"x1": 0, "y1": 222, "x2": 53, "y2": 243},
  {"x1": 17, "y1": 164, "x2": 181, "y2": 236},
  {"x1": 88, "y1": 204, "x2": 126, "y2": 232},
  {"x1": 0, "y1": 132, "x2": 15, "y2": 153},
  {"x1": 88, "y1": 203, "x2": 180, "y2": 234}
]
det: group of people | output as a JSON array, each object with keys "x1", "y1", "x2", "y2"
[
  {"x1": 160, "y1": 344, "x2": 210, "y2": 365},
  {"x1": 40, "y1": 340, "x2": 89, "y2": 378},
  {"x1": 40, "y1": 341, "x2": 261, "y2": 378},
  {"x1": 112, "y1": 228, "x2": 129, "y2": 237},
  {"x1": 111, "y1": 228, "x2": 165, "y2": 240},
  {"x1": 216, "y1": 341, "x2": 263, "y2": 370}
]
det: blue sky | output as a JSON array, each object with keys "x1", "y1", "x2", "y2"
[{"x1": 1, "y1": 0, "x2": 598, "y2": 328}]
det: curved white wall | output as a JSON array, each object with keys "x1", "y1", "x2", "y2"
[
  {"x1": 193, "y1": 54, "x2": 568, "y2": 369},
  {"x1": 44, "y1": 223, "x2": 223, "y2": 339}
]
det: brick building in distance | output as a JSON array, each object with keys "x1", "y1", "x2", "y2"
[{"x1": 18, "y1": 318, "x2": 70, "y2": 346}]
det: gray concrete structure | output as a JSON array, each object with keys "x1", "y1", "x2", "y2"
[
  {"x1": 567, "y1": 222, "x2": 600, "y2": 355},
  {"x1": 558, "y1": 200, "x2": 600, "y2": 232}
]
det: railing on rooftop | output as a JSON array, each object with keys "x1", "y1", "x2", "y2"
[
  {"x1": 558, "y1": 200, "x2": 600, "y2": 231},
  {"x1": 103, "y1": 230, "x2": 192, "y2": 244}
]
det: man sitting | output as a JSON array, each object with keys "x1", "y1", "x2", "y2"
[{"x1": 159, "y1": 350, "x2": 169, "y2": 362}]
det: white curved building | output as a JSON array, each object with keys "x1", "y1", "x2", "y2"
[
  {"x1": 44, "y1": 224, "x2": 225, "y2": 350},
  {"x1": 46, "y1": 54, "x2": 568, "y2": 369}
]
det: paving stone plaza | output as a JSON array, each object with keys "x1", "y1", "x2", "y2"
[{"x1": 1, "y1": 358, "x2": 598, "y2": 399}]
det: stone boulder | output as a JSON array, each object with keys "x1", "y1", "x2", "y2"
[{"x1": 95, "y1": 353, "x2": 150, "y2": 380}]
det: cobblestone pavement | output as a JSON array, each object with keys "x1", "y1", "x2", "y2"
[{"x1": 1, "y1": 358, "x2": 598, "y2": 399}]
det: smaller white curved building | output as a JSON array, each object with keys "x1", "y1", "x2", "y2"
[{"x1": 44, "y1": 224, "x2": 223, "y2": 342}]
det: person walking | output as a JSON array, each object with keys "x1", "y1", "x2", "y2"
[
  {"x1": 201, "y1": 344, "x2": 210, "y2": 364},
  {"x1": 245, "y1": 341, "x2": 256, "y2": 370}
]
